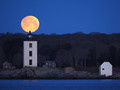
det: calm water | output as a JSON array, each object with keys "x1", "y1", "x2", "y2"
[{"x1": 0, "y1": 80, "x2": 120, "y2": 90}]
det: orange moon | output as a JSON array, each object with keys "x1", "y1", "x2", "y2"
[{"x1": 21, "y1": 16, "x2": 40, "y2": 33}]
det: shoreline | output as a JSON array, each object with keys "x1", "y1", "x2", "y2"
[
  {"x1": 0, "y1": 75, "x2": 120, "y2": 80},
  {"x1": 0, "y1": 67, "x2": 120, "y2": 80}
]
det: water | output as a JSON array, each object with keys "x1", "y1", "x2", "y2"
[{"x1": 0, "y1": 80, "x2": 120, "y2": 90}]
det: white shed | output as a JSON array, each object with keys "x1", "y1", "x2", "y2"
[{"x1": 99, "y1": 61, "x2": 112, "y2": 77}]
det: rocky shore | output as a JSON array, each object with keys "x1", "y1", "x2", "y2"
[{"x1": 0, "y1": 67, "x2": 120, "y2": 79}]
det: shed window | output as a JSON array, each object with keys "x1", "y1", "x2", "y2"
[{"x1": 29, "y1": 60, "x2": 32, "y2": 65}]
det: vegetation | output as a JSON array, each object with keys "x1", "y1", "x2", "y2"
[{"x1": 0, "y1": 32, "x2": 120, "y2": 68}]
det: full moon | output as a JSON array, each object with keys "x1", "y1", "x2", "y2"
[{"x1": 21, "y1": 16, "x2": 40, "y2": 33}]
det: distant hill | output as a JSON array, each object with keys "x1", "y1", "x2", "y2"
[{"x1": 0, "y1": 32, "x2": 120, "y2": 68}]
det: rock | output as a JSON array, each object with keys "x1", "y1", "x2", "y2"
[
  {"x1": 2, "y1": 61, "x2": 16, "y2": 69},
  {"x1": 34, "y1": 68, "x2": 63, "y2": 78},
  {"x1": 20, "y1": 68, "x2": 35, "y2": 78},
  {"x1": 64, "y1": 67, "x2": 74, "y2": 73},
  {"x1": 0, "y1": 69, "x2": 21, "y2": 78}
]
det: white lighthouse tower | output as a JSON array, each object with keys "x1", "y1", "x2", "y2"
[
  {"x1": 21, "y1": 16, "x2": 40, "y2": 67},
  {"x1": 23, "y1": 32, "x2": 38, "y2": 67}
]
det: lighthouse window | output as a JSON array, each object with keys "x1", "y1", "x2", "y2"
[
  {"x1": 29, "y1": 60, "x2": 32, "y2": 65},
  {"x1": 29, "y1": 43, "x2": 32, "y2": 48},
  {"x1": 102, "y1": 68, "x2": 104, "y2": 70},
  {"x1": 29, "y1": 51, "x2": 32, "y2": 56}
]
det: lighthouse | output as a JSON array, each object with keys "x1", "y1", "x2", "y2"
[
  {"x1": 21, "y1": 16, "x2": 40, "y2": 67},
  {"x1": 23, "y1": 32, "x2": 38, "y2": 67}
]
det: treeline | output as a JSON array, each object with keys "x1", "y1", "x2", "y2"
[{"x1": 0, "y1": 32, "x2": 120, "y2": 68}]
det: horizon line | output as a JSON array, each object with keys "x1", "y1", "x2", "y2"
[{"x1": 0, "y1": 32, "x2": 120, "y2": 35}]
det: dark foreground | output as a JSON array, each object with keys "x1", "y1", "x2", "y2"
[
  {"x1": 0, "y1": 80, "x2": 120, "y2": 90},
  {"x1": 0, "y1": 68, "x2": 120, "y2": 79}
]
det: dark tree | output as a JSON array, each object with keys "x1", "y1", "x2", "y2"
[
  {"x1": 0, "y1": 32, "x2": 120, "y2": 68},
  {"x1": 87, "y1": 48, "x2": 98, "y2": 66},
  {"x1": 63, "y1": 43, "x2": 72, "y2": 51},
  {"x1": 3, "y1": 38, "x2": 23, "y2": 63},
  {"x1": 0, "y1": 46, "x2": 5, "y2": 68},
  {"x1": 109, "y1": 45, "x2": 118, "y2": 67},
  {"x1": 12, "y1": 53, "x2": 23, "y2": 68}
]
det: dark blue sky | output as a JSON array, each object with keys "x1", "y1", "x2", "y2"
[{"x1": 0, "y1": 0, "x2": 120, "y2": 34}]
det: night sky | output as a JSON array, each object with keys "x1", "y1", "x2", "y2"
[{"x1": 0, "y1": 0, "x2": 120, "y2": 34}]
